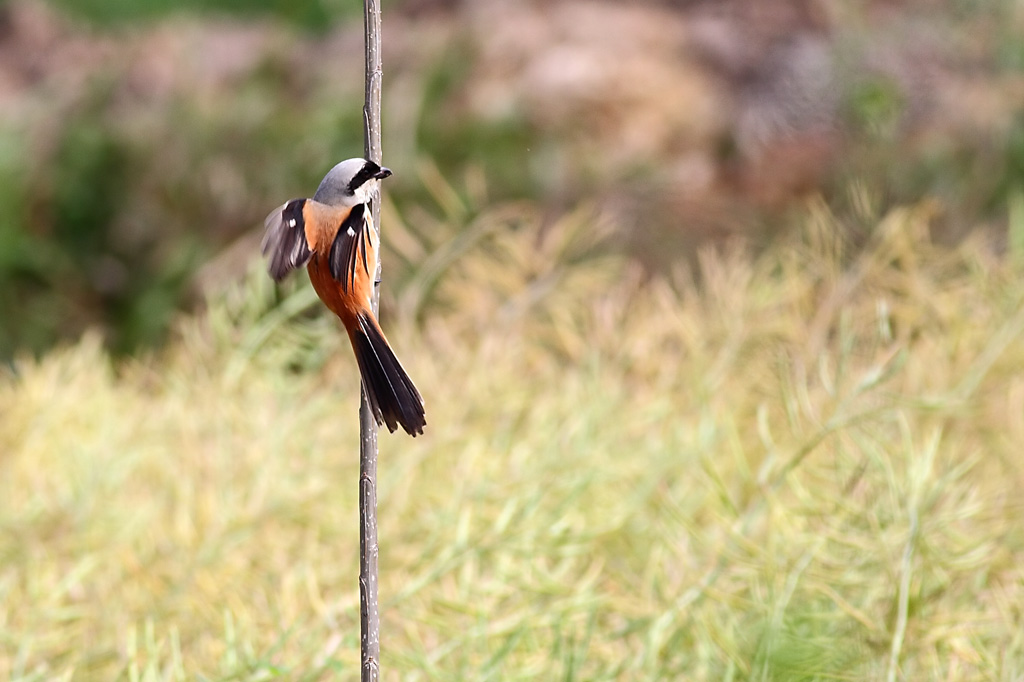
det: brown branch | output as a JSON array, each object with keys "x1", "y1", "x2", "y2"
[{"x1": 359, "y1": 0, "x2": 383, "y2": 680}]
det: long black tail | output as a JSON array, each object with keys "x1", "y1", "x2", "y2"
[{"x1": 349, "y1": 312, "x2": 426, "y2": 436}]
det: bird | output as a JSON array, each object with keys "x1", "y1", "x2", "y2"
[{"x1": 261, "y1": 158, "x2": 426, "y2": 436}]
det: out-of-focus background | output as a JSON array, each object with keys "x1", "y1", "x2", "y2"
[
  {"x1": 0, "y1": 0, "x2": 1020, "y2": 357},
  {"x1": 3, "y1": 1, "x2": 1024, "y2": 680}
]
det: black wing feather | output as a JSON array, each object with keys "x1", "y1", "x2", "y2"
[
  {"x1": 261, "y1": 199, "x2": 312, "y2": 281},
  {"x1": 327, "y1": 203, "x2": 368, "y2": 293}
]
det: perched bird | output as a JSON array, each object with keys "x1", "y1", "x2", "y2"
[{"x1": 261, "y1": 158, "x2": 425, "y2": 436}]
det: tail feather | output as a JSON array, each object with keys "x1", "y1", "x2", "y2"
[{"x1": 350, "y1": 312, "x2": 426, "y2": 436}]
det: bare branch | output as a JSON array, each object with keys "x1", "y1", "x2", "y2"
[{"x1": 359, "y1": 0, "x2": 383, "y2": 680}]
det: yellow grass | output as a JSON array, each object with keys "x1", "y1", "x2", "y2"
[{"x1": 2, "y1": 198, "x2": 1024, "y2": 680}]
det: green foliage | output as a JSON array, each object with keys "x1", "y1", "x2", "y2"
[
  {"x1": 0, "y1": 130, "x2": 39, "y2": 354},
  {"x1": 846, "y1": 75, "x2": 906, "y2": 140},
  {"x1": 44, "y1": 0, "x2": 362, "y2": 31},
  {"x1": 827, "y1": 109, "x2": 1024, "y2": 248},
  {"x1": 993, "y1": 112, "x2": 1024, "y2": 208},
  {"x1": 0, "y1": 86, "x2": 207, "y2": 357},
  {"x1": 51, "y1": 116, "x2": 126, "y2": 255}
]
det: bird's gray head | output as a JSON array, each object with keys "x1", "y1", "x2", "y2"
[{"x1": 312, "y1": 157, "x2": 393, "y2": 207}]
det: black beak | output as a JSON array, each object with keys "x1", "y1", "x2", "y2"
[{"x1": 375, "y1": 167, "x2": 392, "y2": 180}]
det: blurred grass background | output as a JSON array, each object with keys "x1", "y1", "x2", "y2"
[
  {"x1": 1, "y1": 0, "x2": 1024, "y2": 679},
  {"x1": 0, "y1": 0, "x2": 1020, "y2": 356}
]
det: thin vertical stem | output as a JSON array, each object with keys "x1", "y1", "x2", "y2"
[{"x1": 359, "y1": 0, "x2": 382, "y2": 680}]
